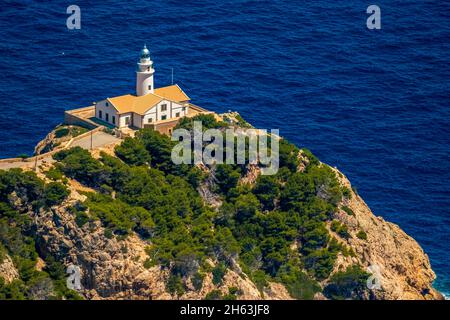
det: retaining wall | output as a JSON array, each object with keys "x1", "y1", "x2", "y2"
[
  {"x1": 64, "y1": 105, "x2": 99, "y2": 130},
  {"x1": 0, "y1": 126, "x2": 104, "y2": 165}
]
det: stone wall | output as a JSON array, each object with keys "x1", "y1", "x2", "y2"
[
  {"x1": 0, "y1": 126, "x2": 104, "y2": 165},
  {"x1": 64, "y1": 106, "x2": 99, "y2": 130}
]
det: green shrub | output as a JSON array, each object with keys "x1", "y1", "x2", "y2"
[
  {"x1": 45, "y1": 167, "x2": 64, "y2": 181},
  {"x1": 53, "y1": 147, "x2": 106, "y2": 187},
  {"x1": 328, "y1": 237, "x2": 355, "y2": 257},
  {"x1": 330, "y1": 220, "x2": 350, "y2": 239},
  {"x1": 280, "y1": 165, "x2": 342, "y2": 212},
  {"x1": 214, "y1": 164, "x2": 241, "y2": 195},
  {"x1": 228, "y1": 286, "x2": 241, "y2": 296},
  {"x1": 260, "y1": 236, "x2": 290, "y2": 276},
  {"x1": 104, "y1": 229, "x2": 113, "y2": 239},
  {"x1": 143, "y1": 258, "x2": 154, "y2": 269},
  {"x1": 341, "y1": 206, "x2": 354, "y2": 216},
  {"x1": 54, "y1": 127, "x2": 70, "y2": 138},
  {"x1": 307, "y1": 165, "x2": 342, "y2": 206},
  {"x1": 99, "y1": 184, "x2": 113, "y2": 195},
  {"x1": 356, "y1": 230, "x2": 367, "y2": 240},
  {"x1": 192, "y1": 272, "x2": 205, "y2": 291},
  {"x1": 323, "y1": 265, "x2": 369, "y2": 300},
  {"x1": 253, "y1": 175, "x2": 280, "y2": 211},
  {"x1": 303, "y1": 248, "x2": 336, "y2": 280},
  {"x1": 0, "y1": 279, "x2": 27, "y2": 300},
  {"x1": 299, "y1": 220, "x2": 330, "y2": 254},
  {"x1": 220, "y1": 286, "x2": 242, "y2": 300},
  {"x1": 115, "y1": 137, "x2": 151, "y2": 166},
  {"x1": 70, "y1": 126, "x2": 88, "y2": 137},
  {"x1": 279, "y1": 139, "x2": 300, "y2": 172},
  {"x1": 86, "y1": 193, "x2": 154, "y2": 237},
  {"x1": 136, "y1": 128, "x2": 177, "y2": 173},
  {"x1": 176, "y1": 114, "x2": 227, "y2": 131},
  {"x1": 0, "y1": 169, "x2": 45, "y2": 208},
  {"x1": 73, "y1": 209, "x2": 90, "y2": 227},
  {"x1": 43, "y1": 182, "x2": 69, "y2": 207},
  {"x1": 330, "y1": 220, "x2": 340, "y2": 232},
  {"x1": 0, "y1": 244, "x2": 6, "y2": 263},
  {"x1": 234, "y1": 193, "x2": 260, "y2": 222},
  {"x1": 204, "y1": 289, "x2": 222, "y2": 300},
  {"x1": 276, "y1": 264, "x2": 321, "y2": 299},
  {"x1": 251, "y1": 270, "x2": 269, "y2": 291},
  {"x1": 166, "y1": 274, "x2": 185, "y2": 296},
  {"x1": 212, "y1": 263, "x2": 227, "y2": 285},
  {"x1": 342, "y1": 187, "x2": 352, "y2": 199}
]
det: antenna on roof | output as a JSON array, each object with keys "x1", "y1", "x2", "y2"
[{"x1": 171, "y1": 68, "x2": 174, "y2": 85}]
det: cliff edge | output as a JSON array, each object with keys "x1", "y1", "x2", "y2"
[
  {"x1": 330, "y1": 167, "x2": 442, "y2": 299},
  {"x1": 0, "y1": 115, "x2": 443, "y2": 300}
]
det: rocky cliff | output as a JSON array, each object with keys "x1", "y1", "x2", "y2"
[
  {"x1": 329, "y1": 167, "x2": 442, "y2": 300},
  {"x1": 0, "y1": 254, "x2": 19, "y2": 284},
  {"x1": 0, "y1": 117, "x2": 443, "y2": 300},
  {"x1": 12, "y1": 159, "x2": 440, "y2": 300},
  {"x1": 14, "y1": 187, "x2": 282, "y2": 300},
  {"x1": 34, "y1": 125, "x2": 89, "y2": 155}
]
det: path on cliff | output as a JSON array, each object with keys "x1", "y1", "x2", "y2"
[{"x1": 0, "y1": 131, "x2": 121, "y2": 170}]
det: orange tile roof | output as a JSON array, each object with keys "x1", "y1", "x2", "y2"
[
  {"x1": 133, "y1": 94, "x2": 163, "y2": 114},
  {"x1": 154, "y1": 84, "x2": 190, "y2": 102},
  {"x1": 107, "y1": 94, "x2": 137, "y2": 114},
  {"x1": 107, "y1": 94, "x2": 162, "y2": 115},
  {"x1": 106, "y1": 85, "x2": 190, "y2": 115}
]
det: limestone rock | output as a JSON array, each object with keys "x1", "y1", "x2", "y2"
[
  {"x1": 0, "y1": 254, "x2": 19, "y2": 284},
  {"x1": 330, "y1": 167, "x2": 443, "y2": 300},
  {"x1": 9, "y1": 142, "x2": 442, "y2": 300}
]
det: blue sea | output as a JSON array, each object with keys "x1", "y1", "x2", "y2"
[{"x1": 0, "y1": 1, "x2": 448, "y2": 296}]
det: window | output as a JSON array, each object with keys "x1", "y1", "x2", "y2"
[
  {"x1": 125, "y1": 116, "x2": 130, "y2": 125},
  {"x1": 148, "y1": 118, "x2": 153, "y2": 123},
  {"x1": 105, "y1": 102, "x2": 109, "y2": 107},
  {"x1": 161, "y1": 104, "x2": 167, "y2": 112},
  {"x1": 148, "y1": 84, "x2": 152, "y2": 90},
  {"x1": 99, "y1": 110, "x2": 102, "y2": 119},
  {"x1": 182, "y1": 107, "x2": 186, "y2": 112},
  {"x1": 161, "y1": 115, "x2": 167, "y2": 120},
  {"x1": 105, "y1": 113, "x2": 109, "y2": 122},
  {"x1": 176, "y1": 112, "x2": 180, "y2": 117},
  {"x1": 112, "y1": 116, "x2": 115, "y2": 125}
]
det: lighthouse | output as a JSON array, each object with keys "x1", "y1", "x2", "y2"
[{"x1": 136, "y1": 45, "x2": 154, "y2": 96}]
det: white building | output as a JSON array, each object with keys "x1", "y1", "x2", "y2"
[{"x1": 95, "y1": 45, "x2": 192, "y2": 130}]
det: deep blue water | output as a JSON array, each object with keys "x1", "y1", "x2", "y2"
[{"x1": 0, "y1": 1, "x2": 449, "y2": 296}]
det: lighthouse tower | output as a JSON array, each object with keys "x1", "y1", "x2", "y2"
[{"x1": 136, "y1": 45, "x2": 154, "y2": 96}]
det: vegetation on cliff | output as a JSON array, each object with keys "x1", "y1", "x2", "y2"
[
  {"x1": 0, "y1": 169, "x2": 81, "y2": 299},
  {"x1": 0, "y1": 114, "x2": 372, "y2": 300},
  {"x1": 34, "y1": 125, "x2": 89, "y2": 156}
]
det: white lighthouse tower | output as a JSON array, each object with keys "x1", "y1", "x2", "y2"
[{"x1": 136, "y1": 45, "x2": 155, "y2": 96}]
